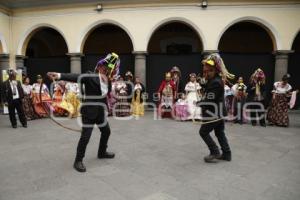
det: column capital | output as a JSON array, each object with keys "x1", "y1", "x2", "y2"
[
  {"x1": 273, "y1": 50, "x2": 294, "y2": 56},
  {"x1": 132, "y1": 51, "x2": 148, "y2": 55},
  {"x1": 0, "y1": 53, "x2": 9, "y2": 58},
  {"x1": 15, "y1": 55, "x2": 27, "y2": 60},
  {"x1": 202, "y1": 50, "x2": 219, "y2": 57},
  {"x1": 66, "y1": 53, "x2": 84, "y2": 57}
]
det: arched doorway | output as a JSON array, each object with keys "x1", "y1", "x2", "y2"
[
  {"x1": 81, "y1": 24, "x2": 134, "y2": 75},
  {"x1": 218, "y1": 21, "x2": 276, "y2": 101},
  {"x1": 24, "y1": 27, "x2": 69, "y2": 84},
  {"x1": 147, "y1": 21, "x2": 203, "y2": 102},
  {"x1": 288, "y1": 31, "x2": 300, "y2": 109}
]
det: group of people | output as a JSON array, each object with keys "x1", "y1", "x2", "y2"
[
  {"x1": 157, "y1": 65, "x2": 298, "y2": 128},
  {"x1": 1, "y1": 70, "x2": 81, "y2": 128},
  {"x1": 1, "y1": 52, "x2": 298, "y2": 172},
  {"x1": 107, "y1": 71, "x2": 146, "y2": 117}
]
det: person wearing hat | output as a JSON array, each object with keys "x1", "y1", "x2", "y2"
[
  {"x1": 124, "y1": 71, "x2": 134, "y2": 105},
  {"x1": 2, "y1": 69, "x2": 27, "y2": 128},
  {"x1": 232, "y1": 77, "x2": 247, "y2": 124},
  {"x1": 184, "y1": 73, "x2": 202, "y2": 121},
  {"x1": 267, "y1": 74, "x2": 293, "y2": 127},
  {"x1": 32, "y1": 75, "x2": 51, "y2": 118},
  {"x1": 247, "y1": 68, "x2": 266, "y2": 126},
  {"x1": 47, "y1": 52, "x2": 119, "y2": 173},
  {"x1": 197, "y1": 53, "x2": 233, "y2": 163},
  {"x1": 170, "y1": 66, "x2": 183, "y2": 99},
  {"x1": 157, "y1": 72, "x2": 176, "y2": 118}
]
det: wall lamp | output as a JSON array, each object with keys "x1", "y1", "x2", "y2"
[
  {"x1": 95, "y1": 4, "x2": 103, "y2": 12},
  {"x1": 201, "y1": 0, "x2": 208, "y2": 8}
]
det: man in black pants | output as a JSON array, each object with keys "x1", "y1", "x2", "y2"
[
  {"x1": 2, "y1": 69, "x2": 27, "y2": 128},
  {"x1": 48, "y1": 53, "x2": 119, "y2": 173},
  {"x1": 197, "y1": 54, "x2": 233, "y2": 163}
]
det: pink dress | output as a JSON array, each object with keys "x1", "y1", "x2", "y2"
[{"x1": 174, "y1": 99, "x2": 189, "y2": 121}]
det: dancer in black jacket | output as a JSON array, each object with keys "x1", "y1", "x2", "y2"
[
  {"x1": 197, "y1": 54, "x2": 234, "y2": 163},
  {"x1": 47, "y1": 53, "x2": 120, "y2": 172}
]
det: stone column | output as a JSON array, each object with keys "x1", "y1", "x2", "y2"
[
  {"x1": 274, "y1": 50, "x2": 293, "y2": 82},
  {"x1": 15, "y1": 55, "x2": 26, "y2": 69},
  {"x1": 0, "y1": 54, "x2": 10, "y2": 83},
  {"x1": 0, "y1": 53, "x2": 9, "y2": 71},
  {"x1": 67, "y1": 53, "x2": 83, "y2": 74},
  {"x1": 133, "y1": 51, "x2": 147, "y2": 87}
]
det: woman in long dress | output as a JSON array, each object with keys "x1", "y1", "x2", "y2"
[
  {"x1": 267, "y1": 74, "x2": 293, "y2": 127},
  {"x1": 63, "y1": 81, "x2": 80, "y2": 117},
  {"x1": 32, "y1": 75, "x2": 52, "y2": 118},
  {"x1": 174, "y1": 93, "x2": 189, "y2": 121},
  {"x1": 22, "y1": 77, "x2": 38, "y2": 120},
  {"x1": 115, "y1": 76, "x2": 130, "y2": 117},
  {"x1": 185, "y1": 73, "x2": 202, "y2": 120},
  {"x1": 131, "y1": 77, "x2": 145, "y2": 116}
]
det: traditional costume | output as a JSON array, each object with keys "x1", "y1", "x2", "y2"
[
  {"x1": 224, "y1": 84, "x2": 234, "y2": 120},
  {"x1": 185, "y1": 73, "x2": 202, "y2": 120},
  {"x1": 174, "y1": 94, "x2": 189, "y2": 121},
  {"x1": 247, "y1": 68, "x2": 266, "y2": 126},
  {"x1": 171, "y1": 66, "x2": 183, "y2": 99},
  {"x1": 63, "y1": 82, "x2": 80, "y2": 117},
  {"x1": 267, "y1": 74, "x2": 292, "y2": 127},
  {"x1": 115, "y1": 77, "x2": 130, "y2": 117},
  {"x1": 52, "y1": 81, "x2": 68, "y2": 116},
  {"x1": 157, "y1": 72, "x2": 176, "y2": 118},
  {"x1": 125, "y1": 71, "x2": 134, "y2": 104},
  {"x1": 131, "y1": 80, "x2": 145, "y2": 116},
  {"x1": 198, "y1": 53, "x2": 234, "y2": 163},
  {"x1": 32, "y1": 75, "x2": 52, "y2": 118},
  {"x1": 49, "y1": 52, "x2": 120, "y2": 172},
  {"x1": 232, "y1": 78, "x2": 247, "y2": 124},
  {"x1": 22, "y1": 80, "x2": 38, "y2": 120}
]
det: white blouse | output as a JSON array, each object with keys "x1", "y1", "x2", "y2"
[
  {"x1": 185, "y1": 81, "x2": 201, "y2": 92},
  {"x1": 65, "y1": 82, "x2": 79, "y2": 94},
  {"x1": 274, "y1": 81, "x2": 292, "y2": 94},
  {"x1": 134, "y1": 83, "x2": 143, "y2": 91},
  {"x1": 32, "y1": 83, "x2": 49, "y2": 94},
  {"x1": 22, "y1": 84, "x2": 32, "y2": 95}
]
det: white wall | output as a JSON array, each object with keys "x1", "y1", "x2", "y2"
[{"x1": 2, "y1": 4, "x2": 300, "y2": 67}]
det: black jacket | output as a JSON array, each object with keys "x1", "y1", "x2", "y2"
[
  {"x1": 60, "y1": 72, "x2": 111, "y2": 120},
  {"x1": 247, "y1": 82, "x2": 266, "y2": 102},
  {"x1": 2, "y1": 80, "x2": 24, "y2": 103},
  {"x1": 197, "y1": 76, "x2": 227, "y2": 119}
]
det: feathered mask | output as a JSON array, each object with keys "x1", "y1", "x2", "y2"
[
  {"x1": 95, "y1": 52, "x2": 120, "y2": 79},
  {"x1": 250, "y1": 68, "x2": 265, "y2": 85},
  {"x1": 202, "y1": 53, "x2": 235, "y2": 80}
]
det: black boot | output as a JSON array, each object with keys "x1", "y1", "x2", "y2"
[
  {"x1": 73, "y1": 161, "x2": 86, "y2": 172},
  {"x1": 218, "y1": 151, "x2": 231, "y2": 161},
  {"x1": 204, "y1": 154, "x2": 221, "y2": 163},
  {"x1": 98, "y1": 151, "x2": 115, "y2": 159}
]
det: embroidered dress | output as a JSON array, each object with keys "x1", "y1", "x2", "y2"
[
  {"x1": 32, "y1": 83, "x2": 52, "y2": 118},
  {"x1": 267, "y1": 82, "x2": 292, "y2": 127},
  {"x1": 131, "y1": 83, "x2": 145, "y2": 116},
  {"x1": 185, "y1": 81, "x2": 202, "y2": 120},
  {"x1": 22, "y1": 84, "x2": 38, "y2": 120}
]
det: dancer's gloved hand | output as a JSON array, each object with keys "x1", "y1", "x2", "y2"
[{"x1": 47, "y1": 72, "x2": 60, "y2": 80}]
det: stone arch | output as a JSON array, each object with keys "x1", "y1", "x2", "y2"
[
  {"x1": 78, "y1": 19, "x2": 135, "y2": 53},
  {"x1": 17, "y1": 23, "x2": 69, "y2": 55},
  {"x1": 147, "y1": 17, "x2": 206, "y2": 52},
  {"x1": 217, "y1": 16, "x2": 279, "y2": 51}
]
